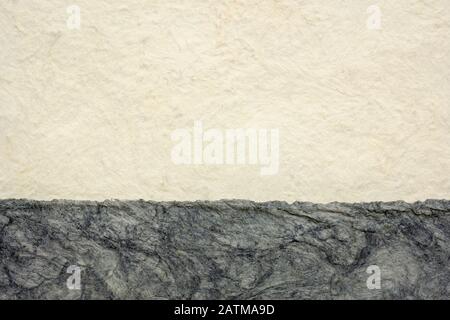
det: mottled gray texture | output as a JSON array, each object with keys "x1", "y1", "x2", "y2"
[{"x1": 0, "y1": 199, "x2": 449, "y2": 300}]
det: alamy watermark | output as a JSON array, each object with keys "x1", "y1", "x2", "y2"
[
  {"x1": 366, "y1": 5, "x2": 382, "y2": 30},
  {"x1": 171, "y1": 121, "x2": 279, "y2": 175},
  {"x1": 66, "y1": 5, "x2": 81, "y2": 30},
  {"x1": 66, "y1": 265, "x2": 81, "y2": 290},
  {"x1": 366, "y1": 265, "x2": 381, "y2": 289}
]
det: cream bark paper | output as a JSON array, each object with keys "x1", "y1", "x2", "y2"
[{"x1": 1, "y1": 0, "x2": 449, "y2": 202}]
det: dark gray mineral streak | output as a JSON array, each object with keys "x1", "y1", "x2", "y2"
[{"x1": 0, "y1": 199, "x2": 449, "y2": 300}]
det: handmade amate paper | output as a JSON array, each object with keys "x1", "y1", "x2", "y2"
[{"x1": 1, "y1": 0, "x2": 449, "y2": 202}]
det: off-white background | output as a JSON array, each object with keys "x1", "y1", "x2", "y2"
[{"x1": 1, "y1": 0, "x2": 449, "y2": 202}]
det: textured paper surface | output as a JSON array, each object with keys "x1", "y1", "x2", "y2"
[
  {"x1": 1, "y1": 199, "x2": 449, "y2": 299},
  {"x1": 1, "y1": 0, "x2": 449, "y2": 202}
]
